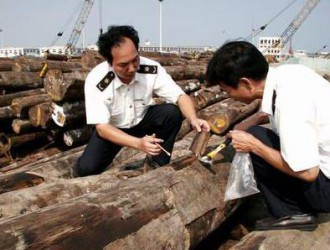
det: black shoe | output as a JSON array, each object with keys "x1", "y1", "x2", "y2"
[{"x1": 255, "y1": 214, "x2": 317, "y2": 231}]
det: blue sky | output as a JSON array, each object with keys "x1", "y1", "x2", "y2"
[{"x1": 0, "y1": 0, "x2": 329, "y2": 53}]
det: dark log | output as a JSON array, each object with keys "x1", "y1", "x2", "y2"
[
  {"x1": 165, "y1": 65, "x2": 207, "y2": 81},
  {"x1": 0, "y1": 88, "x2": 45, "y2": 107},
  {"x1": 0, "y1": 58, "x2": 14, "y2": 71},
  {"x1": 63, "y1": 125, "x2": 92, "y2": 147},
  {"x1": 0, "y1": 133, "x2": 12, "y2": 161},
  {"x1": 0, "y1": 133, "x2": 215, "y2": 219},
  {"x1": 0, "y1": 106, "x2": 13, "y2": 119},
  {"x1": 140, "y1": 51, "x2": 187, "y2": 66},
  {"x1": 28, "y1": 102, "x2": 53, "y2": 128},
  {"x1": 51, "y1": 101, "x2": 85, "y2": 127},
  {"x1": 0, "y1": 157, "x2": 240, "y2": 249},
  {"x1": 11, "y1": 94, "x2": 51, "y2": 117},
  {"x1": 12, "y1": 58, "x2": 82, "y2": 73},
  {"x1": 0, "y1": 172, "x2": 44, "y2": 195},
  {"x1": 0, "y1": 146, "x2": 84, "y2": 193},
  {"x1": 0, "y1": 171, "x2": 120, "y2": 219},
  {"x1": 81, "y1": 50, "x2": 104, "y2": 69},
  {"x1": 11, "y1": 119, "x2": 35, "y2": 134},
  {"x1": 6, "y1": 131, "x2": 49, "y2": 148},
  {"x1": 0, "y1": 146, "x2": 69, "y2": 174},
  {"x1": 43, "y1": 69, "x2": 88, "y2": 101},
  {"x1": 0, "y1": 71, "x2": 43, "y2": 90},
  {"x1": 45, "y1": 53, "x2": 69, "y2": 61},
  {"x1": 191, "y1": 85, "x2": 228, "y2": 110},
  {"x1": 0, "y1": 130, "x2": 195, "y2": 195}
]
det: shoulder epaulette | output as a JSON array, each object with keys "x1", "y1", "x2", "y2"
[
  {"x1": 96, "y1": 71, "x2": 115, "y2": 91},
  {"x1": 138, "y1": 65, "x2": 158, "y2": 74}
]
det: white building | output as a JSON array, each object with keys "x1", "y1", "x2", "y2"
[
  {"x1": 0, "y1": 47, "x2": 24, "y2": 58},
  {"x1": 258, "y1": 36, "x2": 285, "y2": 61}
]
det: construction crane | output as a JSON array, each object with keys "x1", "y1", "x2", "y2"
[
  {"x1": 40, "y1": 0, "x2": 95, "y2": 77},
  {"x1": 262, "y1": 0, "x2": 321, "y2": 62},
  {"x1": 279, "y1": 0, "x2": 320, "y2": 49},
  {"x1": 66, "y1": 0, "x2": 95, "y2": 55}
]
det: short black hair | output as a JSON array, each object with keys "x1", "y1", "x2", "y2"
[
  {"x1": 206, "y1": 41, "x2": 269, "y2": 88},
  {"x1": 97, "y1": 25, "x2": 140, "y2": 63}
]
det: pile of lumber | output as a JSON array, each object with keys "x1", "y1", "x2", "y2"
[
  {"x1": 0, "y1": 50, "x2": 221, "y2": 166},
  {"x1": 0, "y1": 50, "x2": 263, "y2": 249}
]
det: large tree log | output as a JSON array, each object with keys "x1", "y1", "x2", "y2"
[
  {"x1": 12, "y1": 58, "x2": 82, "y2": 73},
  {"x1": 0, "y1": 106, "x2": 13, "y2": 119},
  {"x1": 177, "y1": 98, "x2": 260, "y2": 140},
  {"x1": 0, "y1": 157, "x2": 240, "y2": 249},
  {"x1": 43, "y1": 69, "x2": 88, "y2": 101},
  {"x1": 11, "y1": 94, "x2": 51, "y2": 117},
  {"x1": 0, "y1": 147, "x2": 63, "y2": 174},
  {"x1": 0, "y1": 88, "x2": 45, "y2": 107},
  {"x1": 81, "y1": 50, "x2": 104, "y2": 69},
  {"x1": 0, "y1": 58, "x2": 14, "y2": 71},
  {"x1": 28, "y1": 102, "x2": 53, "y2": 128},
  {"x1": 51, "y1": 101, "x2": 85, "y2": 127},
  {"x1": 11, "y1": 119, "x2": 35, "y2": 134},
  {"x1": 0, "y1": 71, "x2": 43, "y2": 90},
  {"x1": 0, "y1": 134, "x2": 198, "y2": 218},
  {"x1": 164, "y1": 65, "x2": 207, "y2": 81},
  {"x1": 191, "y1": 85, "x2": 227, "y2": 110}
]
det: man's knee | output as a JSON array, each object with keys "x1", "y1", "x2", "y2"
[
  {"x1": 75, "y1": 157, "x2": 97, "y2": 177},
  {"x1": 163, "y1": 104, "x2": 183, "y2": 125},
  {"x1": 75, "y1": 153, "x2": 109, "y2": 177}
]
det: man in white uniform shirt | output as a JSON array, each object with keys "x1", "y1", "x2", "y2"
[
  {"x1": 206, "y1": 41, "x2": 330, "y2": 231},
  {"x1": 76, "y1": 25, "x2": 210, "y2": 177}
]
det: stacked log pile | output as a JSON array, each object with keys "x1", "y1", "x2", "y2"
[
  {"x1": 0, "y1": 50, "x2": 264, "y2": 249},
  {"x1": 0, "y1": 50, "x2": 231, "y2": 166}
]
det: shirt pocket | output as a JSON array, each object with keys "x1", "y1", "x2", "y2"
[
  {"x1": 105, "y1": 98, "x2": 125, "y2": 125},
  {"x1": 134, "y1": 98, "x2": 149, "y2": 118}
]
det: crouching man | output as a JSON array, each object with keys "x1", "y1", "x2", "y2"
[{"x1": 76, "y1": 25, "x2": 209, "y2": 177}]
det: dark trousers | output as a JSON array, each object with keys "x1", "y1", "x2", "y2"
[
  {"x1": 76, "y1": 104, "x2": 183, "y2": 177},
  {"x1": 246, "y1": 125, "x2": 330, "y2": 218}
]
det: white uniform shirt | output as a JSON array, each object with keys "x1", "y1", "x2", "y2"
[
  {"x1": 261, "y1": 64, "x2": 330, "y2": 178},
  {"x1": 84, "y1": 56, "x2": 184, "y2": 128}
]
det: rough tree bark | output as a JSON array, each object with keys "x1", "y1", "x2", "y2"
[
  {"x1": 43, "y1": 69, "x2": 88, "y2": 102},
  {"x1": 0, "y1": 156, "x2": 239, "y2": 250},
  {"x1": 0, "y1": 71, "x2": 43, "y2": 90}
]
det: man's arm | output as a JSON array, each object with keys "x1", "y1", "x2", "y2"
[
  {"x1": 228, "y1": 130, "x2": 320, "y2": 182},
  {"x1": 177, "y1": 94, "x2": 210, "y2": 132},
  {"x1": 95, "y1": 124, "x2": 163, "y2": 156}
]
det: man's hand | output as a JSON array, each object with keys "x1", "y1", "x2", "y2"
[
  {"x1": 139, "y1": 134, "x2": 164, "y2": 156},
  {"x1": 190, "y1": 118, "x2": 210, "y2": 133},
  {"x1": 228, "y1": 130, "x2": 259, "y2": 153},
  {"x1": 177, "y1": 94, "x2": 210, "y2": 133}
]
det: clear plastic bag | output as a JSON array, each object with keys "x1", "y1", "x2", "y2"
[{"x1": 224, "y1": 152, "x2": 260, "y2": 201}]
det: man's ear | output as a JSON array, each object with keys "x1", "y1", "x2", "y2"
[{"x1": 238, "y1": 77, "x2": 253, "y2": 91}]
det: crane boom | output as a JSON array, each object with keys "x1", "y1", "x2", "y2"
[
  {"x1": 66, "y1": 0, "x2": 95, "y2": 54},
  {"x1": 280, "y1": 0, "x2": 320, "y2": 48}
]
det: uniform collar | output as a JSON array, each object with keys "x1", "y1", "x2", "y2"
[{"x1": 113, "y1": 73, "x2": 139, "y2": 90}]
